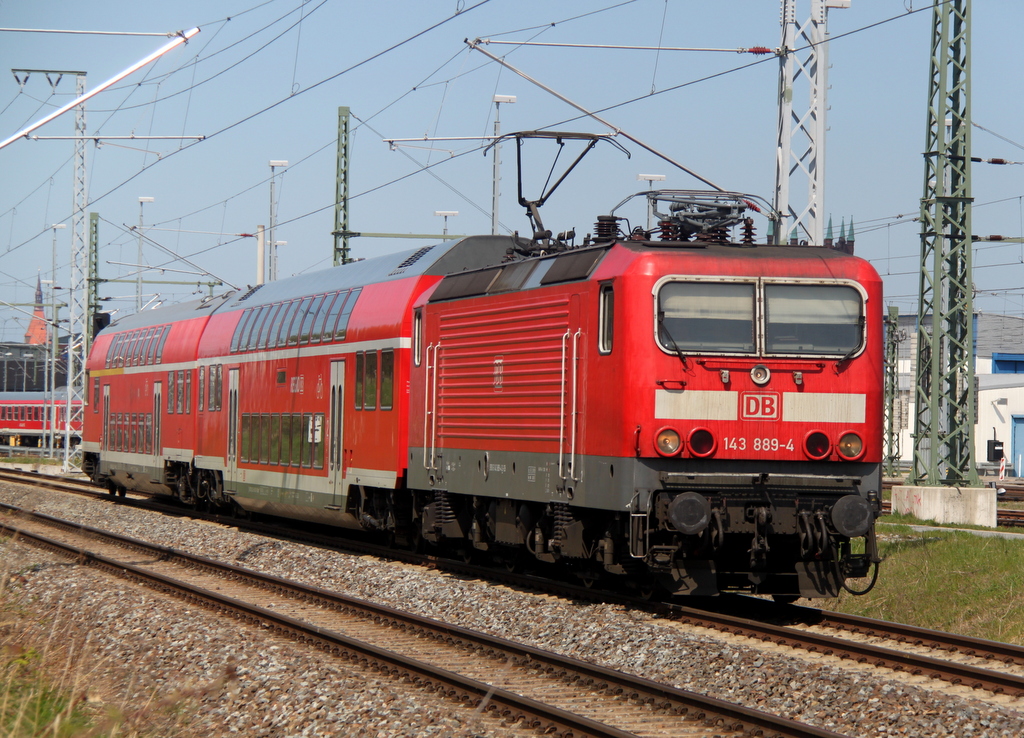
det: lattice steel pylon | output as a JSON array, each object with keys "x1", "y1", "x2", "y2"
[
  {"x1": 883, "y1": 306, "x2": 903, "y2": 478},
  {"x1": 332, "y1": 106, "x2": 352, "y2": 266},
  {"x1": 912, "y1": 0, "x2": 978, "y2": 486},
  {"x1": 65, "y1": 72, "x2": 88, "y2": 471},
  {"x1": 773, "y1": 0, "x2": 849, "y2": 246}
]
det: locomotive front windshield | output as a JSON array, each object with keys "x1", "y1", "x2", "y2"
[{"x1": 657, "y1": 280, "x2": 863, "y2": 357}]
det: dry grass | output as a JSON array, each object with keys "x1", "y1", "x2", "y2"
[{"x1": 0, "y1": 537, "x2": 232, "y2": 737}]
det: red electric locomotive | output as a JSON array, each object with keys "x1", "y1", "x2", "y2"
[{"x1": 83, "y1": 188, "x2": 882, "y2": 599}]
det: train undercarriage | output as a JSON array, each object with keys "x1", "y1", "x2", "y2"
[{"x1": 82, "y1": 452, "x2": 882, "y2": 599}]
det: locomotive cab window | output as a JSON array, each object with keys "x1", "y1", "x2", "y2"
[
  {"x1": 655, "y1": 278, "x2": 864, "y2": 358},
  {"x1": 657, "y1": 281, "x2": 756, "y2": 354},
  {"x1": 764, "y1": 283, "x2": 863, "y2": 356}
]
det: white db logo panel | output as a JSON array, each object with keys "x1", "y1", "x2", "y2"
[{"x1": 741, "y1": 392, "x2": 780, "y2": 420}]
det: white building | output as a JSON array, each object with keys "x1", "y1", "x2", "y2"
[{"x1": 893, "y1": 313, "x2": 1024, "y2": 478}]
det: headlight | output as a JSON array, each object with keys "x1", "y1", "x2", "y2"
[
  {"x1": 837, "y1": 433, "x2": 863, "y2": 459},
  {"x1": 655, "y1": 428, "x2": 681, "y2": 456}
]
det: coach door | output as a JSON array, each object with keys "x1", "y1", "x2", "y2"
[
  {"x1": 153, "y1": 382, "x2": 162, "y2": 455},
  {"x1": 328, "y1": 360, "x2": 345, "y2": 507},
  {"x1": 226, "y1": 368, "x2": 240, "y2": 483}
]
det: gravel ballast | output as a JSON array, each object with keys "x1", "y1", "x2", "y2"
[{"x1": 3, "y1": 482, "x2": 1024, "y2": 737}]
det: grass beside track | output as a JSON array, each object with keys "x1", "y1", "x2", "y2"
[{"x1": 823, "y1": 517, "x2": 1024, "y2": 645}]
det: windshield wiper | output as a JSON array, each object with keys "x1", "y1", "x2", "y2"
[{"x1": 657, "y1": 313, "x2": 689, "y2": 369}]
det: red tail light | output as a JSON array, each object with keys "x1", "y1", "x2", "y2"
[
  {"x1": 688, "y1": 428, "x2": 716, "y2": 457},
  {"x1": 804, "y1": 431, "x2": 830, "y2": 459}
]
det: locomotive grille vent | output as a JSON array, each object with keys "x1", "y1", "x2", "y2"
[
  {"x1": 388, "y1": 245, "x2": 436, "y2": 276},
  {"x1": 237, "y1": 284, "x2": 264, "y2": 302}
]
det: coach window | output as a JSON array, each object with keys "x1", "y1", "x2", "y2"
[
  {"x1": 198, "y1": 367, "x2": 205, "y2": 412},
  {"x1": 319, "y1": 291, "x2": 345, "y2": 343},
  {"x1": 764, "y1": 283, "x2": 863, "y2": 356},
  {"x1": 354, "y1": 352, "x2": 364, "y2": 410},
  {"x1": 299, "y1": 295, "x2": 326, "y2": 345},
  {"x1": 657, "y1": 280, "x2": 756, "y2": 354},
  {"x1": 240, "y1": 414, "x2": 251, "y2": 463},
  {"x1": 364, "y1": 351, "x2": 378, "y2": 410},
  {"x1": 155, "y1": 325, "x2": 172, "y2": 363},
  {"x1": 308, "y1": 294, "x2": 336, "y2": 344},
  {"x1": 300, "y1": 413, "x2": 314, "y2": 467},
  {"x1": 279, "y1": 414, "x2": 292, "y2": 465},
  {"x1": 245, "y1": 305, "x2": 270, "y2": 351},
  {"x1": 287, "y1": 297, "x2": 314, "y2": 346},
  {"x1": 167, "y1": 372, "x2": 175, "y2": 413},
  {"x1": 292, "y1": 413, "x2": 307, "y2": 467},
  {"x1": 257, "y1": 304, "x2": 282, "y2": 349},
  {"x1": 259, "y1": 413, "x2": 271, "y2": 463},
  {"x1": 269, "y1": 414, "x2": 281, "y2": 464},
  {"x1": 231, "y1": 310, "x2": 253, "y2": 353},
  {"x1": 333, "y1": 287, "x2": 361, "y2": 341},
  {"x1": 380, "y1": 350, "x2": 394, "y2": 410},
  {"x1": 413, "y1": 309, "x2": 423, "y2": 366},
  {"x1": 272, "y1": 298, "x2": 296, "y2": 345},
  {"x1": 267, "y1": 301, "x2": 290, "y2": 347},
  {"x1": 185, "y1": 371, "x2": 192, "y2": 414},
  {"x1": 92, "y1": 377, "x2": 100, "y2": 413},
  {"x1": 175, "y1": 370, "x2": 184, "y2": 414},
  {"x1": 312, "y1": 413, "x2": 325, "y2": 469},
  {"x1": 598, "y1": 283, "x2": 614, "y2": 354}
]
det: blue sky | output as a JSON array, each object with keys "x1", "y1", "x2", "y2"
[{"x1": 1, "y1": 1, "x2": 1022, "y2": 342}]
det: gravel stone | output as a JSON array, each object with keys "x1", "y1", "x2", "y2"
[{"x1": 3, "y1": 482, "x2": 1024, "y2": 736}]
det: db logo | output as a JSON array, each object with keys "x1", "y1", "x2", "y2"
[{"x1": 741, "y1": 392, "x2": 780, "y2": 420}]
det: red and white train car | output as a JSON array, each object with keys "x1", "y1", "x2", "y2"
[
  {"x1": 83, "y1": 195, "x2": 883, "y2": 598},
  {"x1": 0, "y1": 391, "x2": 82, "y2": 449}
]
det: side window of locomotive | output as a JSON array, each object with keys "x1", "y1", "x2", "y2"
[
  {"x1": 657, "y1": 281, "x2": 755, "y2": 354},
  {"x1": 598, "y1": 283, "x2": 614, "y2": 354},
  {"x1": 764, "y1": 283, "x2": 863, "y2": 356},
  {"x1": 380, "y1": 350, "x2": 394, "y2": 410},
  {"x1": 413, "y1": 310, "x2": 422, "y2": 367}
]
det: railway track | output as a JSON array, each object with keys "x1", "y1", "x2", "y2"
[
  {"x1": 0, "y1": 501, "x2": 845, "y2": 738},
  {"x1": 7, "y1": 467, "x2": 1024, "y2": 702}
]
